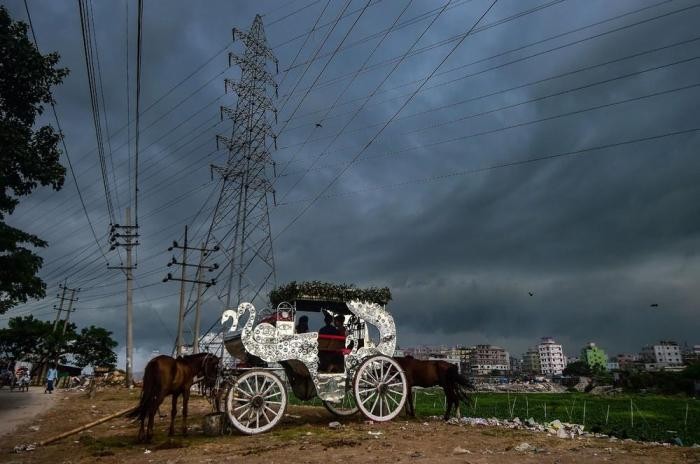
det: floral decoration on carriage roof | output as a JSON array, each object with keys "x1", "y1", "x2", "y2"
[{"x1": 269, "y1": 281, "x2": 392, "y2": 307}]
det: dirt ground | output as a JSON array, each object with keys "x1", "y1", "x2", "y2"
[{"x1": 2, "y1": 387, "x2": 698, "y2": 464}]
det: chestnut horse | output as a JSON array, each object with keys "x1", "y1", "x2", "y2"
[
  {"x1": 394, "y1": 356, "x2": 473, "y2": 420},
  {"x1": 130, "y1": 353, "x2": 219, "y2": 442}
]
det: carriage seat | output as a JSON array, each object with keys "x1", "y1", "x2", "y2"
[{"x1": 317, "y1": 334, "x2": 351, "y2": 355}]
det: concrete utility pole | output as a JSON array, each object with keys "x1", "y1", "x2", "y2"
[
  {"x1": 52, "y1": 281, "x2": 68, "y2": 331},
  {"x1": 108, "y1": 206, "x2": 139, "y2": 387},
  {"x1": 125, "y1": 208, "x2": 134, "y2": 385},
  {"x1": 164, "y1": 235, "x2": 218, "y2": 355},
  {"x1": 61, "y1": 288, "x2": 78, "y2": 335},
  {"x1": 176, "y1": 225, "x2": 188, "y2": 356}
]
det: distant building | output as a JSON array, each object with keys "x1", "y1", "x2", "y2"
[
  {"x1": 509, "y1": 356, "x2": 523, "y2": 374},
  {"x1": 538, "y1": 337, "x2": 567, "y2": 376},
  {"x1": 641, "y1": 341, "x2": 683, "y2": 367},
  {"x1": 682, "y1": 345, "x2": 700, "y2": 365},
  {"x1": 581, "y1": 342, "x2": 608, "y2": 371},
  {"x1": 468, "y1": 344, "x2": 509, "y2": 375},
  {"x1": 606, "y1": 361, "x2": 620, "y2": 371},
  {"x1": 616, "y1": 353, "x2": 640, "y2": 370},
  {"x1": 522, "y1": 347, "x2": 541, "y2": 375}
]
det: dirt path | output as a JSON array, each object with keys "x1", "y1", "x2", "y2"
[
  {"x1": 2, "y1": 388, "x2": 699, "y2": 463},
  {"x1": 0, "y1": 386, "x2": 57, "y2": 438}
]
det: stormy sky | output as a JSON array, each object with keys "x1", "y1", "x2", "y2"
[{"x1": 3, "y1": 0, "x2": 699, "y2": 371}]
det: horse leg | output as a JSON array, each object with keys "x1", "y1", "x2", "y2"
[
  {"x1": 169, "y1": 393, "x2": 178, "y2": 436},
  {"x1": 137, "y1": 417, "x2": 146, "y2": 443},
  {"x1": 444, "y1": 387, "x2": 455, "y2": 420},
  {"x1": 182, "y1": 390, "x2": 190, "y2": 436},
  {"x1": 146, "y1": 408, "x2": 156, "y2": 443}
]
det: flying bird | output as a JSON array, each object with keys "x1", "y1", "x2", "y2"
[
  {"x1": 528, "y1": 291, "x2": 534, "y2": 297},
  {"x1": 650, "y1": 303, "x2": 659, "y2": 308},
  {"x1": 315, "y1": 123, "x2": 323, "y2": 128}
]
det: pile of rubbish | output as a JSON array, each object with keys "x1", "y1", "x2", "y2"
[
  {"x1": 101, "y1": 370, "x2": 126, "y2": 386},
  {"x1": 450, "y1": 417, "x2": 586, "y2": 439},
  {"x1": 474, "y1": 382, "x2": 567, "y2": 393},
  {"x1": 439, "y1": 416, "x2": 689, "y2": 447}
]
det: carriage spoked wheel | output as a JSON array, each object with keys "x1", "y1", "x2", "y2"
[
  {"x1": 323, "y1": 389, "x2": 359, "y2": 417},
  {"x1": 353, "y1": 355, "x2": 407, "y2": 422},
  {"x1": 226, "y1": 370, "x2": 287, "y2": 434}
]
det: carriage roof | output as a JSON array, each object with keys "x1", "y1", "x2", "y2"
[{"x1": 270, "y1": 281, "x2": 391, "y2": 314}]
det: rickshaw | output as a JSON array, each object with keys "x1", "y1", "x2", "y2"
[{"x1": 219, "y1": 281, "x2": 408, "y2": 434}]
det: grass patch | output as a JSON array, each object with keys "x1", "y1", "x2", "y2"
[{"x1": 413, "y1": 390, "x2": 700, "y2": 445}]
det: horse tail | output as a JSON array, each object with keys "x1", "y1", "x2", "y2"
[
  {"x1": 128, "y1": 359, "x2": 161, "y2": 420},
  {"x1": 447, "y1": 365, "x2": 474, "y2": 408}
]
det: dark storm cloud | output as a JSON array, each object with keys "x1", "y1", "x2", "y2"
[{"x1": 3, "y1": 0, "x2": 699, "y2": 368}]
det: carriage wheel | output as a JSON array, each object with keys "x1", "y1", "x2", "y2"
[
  {"x1": 323, "y1": 389, "x2": 359, "y2": 417},
  {"x1": 353, "y1": 355, "x2": 407, "y2": 422},
  {"x1": 226, "y1": 370, "x2": 287, "y2": 434}
]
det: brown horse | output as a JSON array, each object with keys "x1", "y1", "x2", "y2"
[
  {"x1": 394, "y1": 356, "x2": 473, "y2": 420},
  {"x1": 130, "y1": 353, "x2": 219, "y2": 442}
]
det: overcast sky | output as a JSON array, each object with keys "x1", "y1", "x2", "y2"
[{"x1": 3, "y1": 0, "x2": 699, "y2": 371}]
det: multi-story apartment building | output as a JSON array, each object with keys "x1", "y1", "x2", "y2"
[
  {"x1": 538, "y1": 337, "x2": 567, "y2": 376},
  {"x1": 522, "y1": 347, "x2": 541, "y2": 374},
  {"x1": 641, "y1": 341, "x2": 683, "y2": 366},
  {"x1": 469, "y1": 344, "x2": 509, "y2": 375},
  {"x1": 581, "y1": 342, "x2": 608, "y2": 370}
]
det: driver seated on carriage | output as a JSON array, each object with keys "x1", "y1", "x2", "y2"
[{"x1": 318, "y1": 311, "x2": 347, "y2": 373}]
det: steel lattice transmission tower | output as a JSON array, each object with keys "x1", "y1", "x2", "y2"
[{"x1": 210, "y1": 15, "x2": 279, "y2": 312}]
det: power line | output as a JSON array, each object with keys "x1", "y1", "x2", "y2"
[
  {"x1": 282, "y1": 126, "x2": 700, "y2": 204},
  {"x1": 280, "y1": 76, "x2": 700, "y2": 196},
  {"x1": 134, "y1": 0, "x2": 144, "y2": 232},
  {"x1": 275, "y1": 0, "x2": 499, "y2": 238},
  {"x1": 284, "y1": 0, "x2": 682, "y2": 128},
  {"x1": 22, "y1": 0, "x2": 110, "y2": 266},
  {"x1": 78, "y1": 0, "x2": 117, "y2": 225},
  {"x1": 278, "y1": 39, "x2": 700, "y2": 180}
]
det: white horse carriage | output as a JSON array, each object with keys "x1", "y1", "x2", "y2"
[{"x1": 219, "y1": 281, "x2": 408, "y2": 434}]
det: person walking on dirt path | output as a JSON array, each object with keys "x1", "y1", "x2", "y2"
[{"x1": 45, "y1": 365, "x2": 58, "y2": 393}]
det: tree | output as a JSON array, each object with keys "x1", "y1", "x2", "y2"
[
  {"x1": 0, "y1": 6, "x2": 68, "y2": 313},
  {"x1": 0, "y1": 316, "x2": 116, "y2": 371},
  {"x1": 563, "y1": 361, "x2": 592, "y2": 377},
  {"x1": 72, "y1": 325, "x2": 118, "y2": 369},
  {"x1": 0, "y1": 315, "x2": 77, "y2": 366}
]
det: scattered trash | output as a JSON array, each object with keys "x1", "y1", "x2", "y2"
[
  {"x1": 409, "y1": 451, "x2": 422, "y2": 458},
  {"x1": 328, "y1": 421, "x2": 342, "y2": 429},
  {"x1": 144, "y1": 449, "x2": 152, "y2": 454},
  {"x1": 514, "y1": 442, "x2": 531, "y2": 452},
  {"x1": 28, "y1": 425, "x2": 40, "y2": 432},
  {"x1": 452, "y1": 446, "x2": 471, "y2": 454},
  {"x1": 286, "y1": 414, "x2": 301, "y2": 419},
  {"x1": 14, "y1": 443, "x2": 36, "y2": 453},
  {"x1": 368, "y1": 431, "x2": 383, "y2": 437}
]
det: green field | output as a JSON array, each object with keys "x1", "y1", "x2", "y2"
[{"x1": 293, "y1": 390, "x2": 700, "y2": 445}]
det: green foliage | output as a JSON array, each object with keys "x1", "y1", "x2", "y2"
[
  {"x1": 269, "y1": 281, "x2": 392, "y2": 307},
  {"x1": 72, "y1": 325, "x2": 118, "y2": 369},
  {"x1": 0, "y1": 6, "x2": 68, "y2": 313},
  {"x1": 616, "y1": 369, "x2": 695, "y2": 395},
  {"x1": 0, "y1": 316, "x2": 116, "y2": 370},
  {"x1": 411, "y1": 390, "x2": 700, "y2": 445},
  {"x1": 563, "y1": 361, "x2": 592, "y2": 376}
]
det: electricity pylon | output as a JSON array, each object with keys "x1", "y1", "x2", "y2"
[{"x1": 208, "y1": 14, "x2": 279, "y2": 314}]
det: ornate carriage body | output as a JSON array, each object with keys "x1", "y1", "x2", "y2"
[{"x1": 220, "y1": 282, "x2": 408, "y2": 434}]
